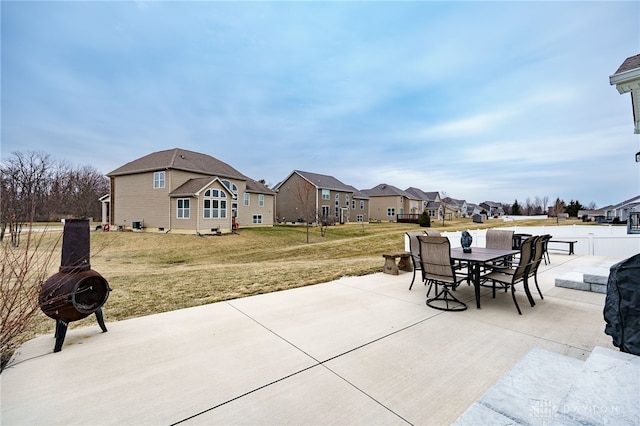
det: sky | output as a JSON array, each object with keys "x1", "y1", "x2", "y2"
[{"x1": 2, "y1": 1, "x2": 639, "y2": 208}]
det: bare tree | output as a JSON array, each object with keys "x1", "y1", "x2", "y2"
[
  {"x1": 0, "y1": 151, "x2": 53, "y2": 245},
  {"x1": 65, "y1": 165, "x2": 109, "y2": 219},
  {"x1": 553, "y1": 197, "x2": 566, "y2": 225},
  {"x1": 524, "y1": 197, "x2": 533, "y2": 216},
  {"x1": 440, "y1": 191, "x2": 448, "y2": 225},
  {"x1": 542, "y1": 196, "x2": 549, "y2": 214},
  {"x1": 291, "y1": 178, "x2": 317, "y2": 243},
  {"x1": 1, "y1": 152, "x2": 108, "y2": 236},
  {"x1": 533, "y1": 196, "x2": 543, "y2": 215}
]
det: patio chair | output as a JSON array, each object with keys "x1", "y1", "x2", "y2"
[
  {"x1": 486, "y1": 229, "x2": 515, "y2": 266},
  {"x1": 479, "y1": 229, "x2": 517, "y2": 284},
  {"x1": 541, "y1": 234, "x2": 551, "y2": 265},
  {"x1": 483, "y1": 236, "x2": 535, "y2": 315},
  {"x1": 418, "y1": 235, "x2": 467, "y2": 311},
  {"x1": 406, "y1": 231, "x2": 426, "y2": 290},
  {"x1": 486, "y1": 229, "x2": 514, "y2": 250},
  {"x1": 526, "y1": 235, "x2": 550, "y2": 302}
]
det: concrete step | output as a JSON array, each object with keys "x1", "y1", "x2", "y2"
[
  {"x1": 454, "y1": 346, "x2": 640, "y2": 426},
  {"x1": 453, "y1": 347, "x2": 584, "y2": 425},
  {"x1": 554, "y1": 347, "x2": 640, "y2": 425},
  {"x1": 555, "y1": 268, "x2": 609, "y2": 294},
  {"x1": 555, "y1": 271, "x2": 590, "y2": 291},
  {"x1": 582, "y1": 267, "x2": 609, "y2": 285}
]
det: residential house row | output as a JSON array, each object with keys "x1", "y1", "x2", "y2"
[{"x1": 103, "y1": 148, "x2": 640, "y2": 235}]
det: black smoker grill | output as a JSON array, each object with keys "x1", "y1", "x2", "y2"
[{"x1": 39, "y1": 219, "x2": 111, "y2": 352}]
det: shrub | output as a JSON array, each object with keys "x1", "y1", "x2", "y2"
[
  {"x1": 1, "y1": 226, "x2": 60, "y2": 372},
  {"x1": 419, "y1": 211, "x2": 431, "y2": 228}
]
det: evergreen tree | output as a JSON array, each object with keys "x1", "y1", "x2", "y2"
[
  {"x1": 565, "y1": 200, "x2": 583, "y2": 217},
  {"x1": 512, "y1": 199, "x2": 522, "y2": 215},
  {"x1": 419, "y1": 210, "x2": 431, "y2": 228}
]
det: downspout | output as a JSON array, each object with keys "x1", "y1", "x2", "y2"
[
  {"x1": 109, "y1": 177, "x2": 115, "y2": 226},
  {"x1": 315, "y1": 188, "x2": 319, "y2": 224},
  {"x1": 167, "y1": 169, "x2": 172, "y2": 232},
  {"x1": 196, "y1": 193, "x2": 200, "y2": 235}
]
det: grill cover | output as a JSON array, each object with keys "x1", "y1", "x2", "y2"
[{"x1": 604, "y1": 253, "x2": 640, "y2": 355}]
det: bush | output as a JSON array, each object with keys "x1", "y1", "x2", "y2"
[
  {"x1": 1, "y1": 226, "x2": 60, "y2": 372},
  {"x1": 419, "y1": 211, "x2": 431, "y2": 228}
]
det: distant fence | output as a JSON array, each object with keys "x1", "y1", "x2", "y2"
[{"x1": 405, "y1": 225, "x2": 640, "y2": 259}]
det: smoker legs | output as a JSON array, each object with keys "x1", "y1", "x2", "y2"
[
  {"x1": 95, "y1": 308, "x2": 108, "y2": 333},
  {"x1": 53, "y1": 320, "x2": 68, "y2": 353},
  {"x1": 52, "y1": 309, "x2": 108, "y2": 353}
]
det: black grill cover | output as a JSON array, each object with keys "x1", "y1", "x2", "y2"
[{"x1": 604, "y1": 253, "x2": 640, "y2": 355}]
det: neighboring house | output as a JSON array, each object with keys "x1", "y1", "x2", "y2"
[
  {"x1": 466, "y1": 202, "x2": 482, "y2": 217},
  {"x1": 577, "y1": 208, "x2": 607, "y2": 222},
  {"x1": 610, "y1": 54, "x2": 640, "y2": 135},
  {"x1": 405, "y1": 187, "x2": 443, "y2": 219},
  {"x1": 273, "y1": 170, "x2": 363, "y2": 224},
  {"x1": 105, "y1": 148, "x2": 275, "y2": 234},
  {"x1": 362, "y1": 184, "x2": 420, "y2": 222},
  {"x1": 442, "y1": 197, "x2": 468, "y2": 218},
  {"x1": 480, "y1": 201, "x2": 505, "y2": 217},
  {"x1": 346, "y1": 185, "x2": 370, "y2": 223},
  {"x1": 604, "y1": 195, "x2": 640, "y2": 221}
]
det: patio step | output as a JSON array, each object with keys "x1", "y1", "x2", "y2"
[
  {"x1": 453, "y1": 346, "x2": 640, "y2": 425},
  {"x1": 554, "y1": 266, "x2": 610, "y2": 294},
  {"x1": 555, "y1": 347, "x2": 640, "y2": 425}
]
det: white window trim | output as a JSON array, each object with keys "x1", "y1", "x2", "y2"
[
  {"x1": 177, "y1": 198, "x2": 190, "y2": 219},
  {"x1": 154, "y1": 171, "x2": 165, "y2": 189}
]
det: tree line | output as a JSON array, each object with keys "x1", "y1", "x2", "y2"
[
  {"x1": 502, "y1": 196, "x2": 594, "y2": 217},
  {"x1": 0, "y1": 150, "x2": 109, "y2": 242}
]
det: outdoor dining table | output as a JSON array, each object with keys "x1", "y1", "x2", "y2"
[{"x1": 450, "y1": 247, "x2": 520, "y2": 309}]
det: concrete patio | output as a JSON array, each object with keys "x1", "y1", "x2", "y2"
[{"x1": 1, "y1": 253, "x2": 629, "y2": 425}]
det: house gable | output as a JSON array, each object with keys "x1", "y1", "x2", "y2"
[{"x1": 610, "y1": 54, "x2": 640, "y2": 134}]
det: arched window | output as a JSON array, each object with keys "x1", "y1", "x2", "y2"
[
  {"x1": 221, "y1": 180, "x2": 238, "y2": 200},
  {"x1": 203, "y1": 189, "x2": 227, "y2": 219}
]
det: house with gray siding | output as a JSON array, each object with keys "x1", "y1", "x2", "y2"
[{"x1": 273, "y1": 170, "x2": 368, "y2": 224}]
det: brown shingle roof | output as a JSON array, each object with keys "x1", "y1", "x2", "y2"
[
  {"x1": 294, "y1": 170, "x2": 354, "y2": 192},
  {"x1": 613, "y1": 54, "x2": 640, "y2": 75},
  {"x1": 107, "y1": 148, "x2": 247, "y2": 180},
  {"x1": 246, "y1": 179, "x2": 275, "y2": 194},
  {"x1": 362, "y1": 183, "x2": 417, "y2": 199},
  {"x1": 169, "y1": 177, "x2": 220, "y2": 197}
]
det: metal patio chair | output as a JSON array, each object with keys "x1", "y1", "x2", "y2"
[
  {"x1": 483, "y1": 236, "x2": 535, "y2": 315},
  {"x1": 418, "y1": 235, "x2": 467, "y2": 311}
]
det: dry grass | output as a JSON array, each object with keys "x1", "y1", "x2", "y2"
[{"x1": 27, "y1": 218, "x2": 588, "y2": 338}]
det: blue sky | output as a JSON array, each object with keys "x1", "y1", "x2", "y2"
[{"x1": 2, "y1": 1, "x2": 639, "y2": 208}]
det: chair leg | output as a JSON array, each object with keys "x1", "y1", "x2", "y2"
[
  {"x1": 409, "y1": 268, "x2": 417, "y2": 290},
  {"x1": 522, "y1": 278, "x2": 535, "y2": 307},
  {"x1": 426, "y1": 284, "x2": 467, "y2": 312},
  {"x1": 533, "y1": 274, "x2": 544, "y2": 300},
  {"x1": 510, "y1": 285, "x2": 522, "y2": 315},
  {"x1": 426, "y1": 279, "x2": 435, "y2": 297}
]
